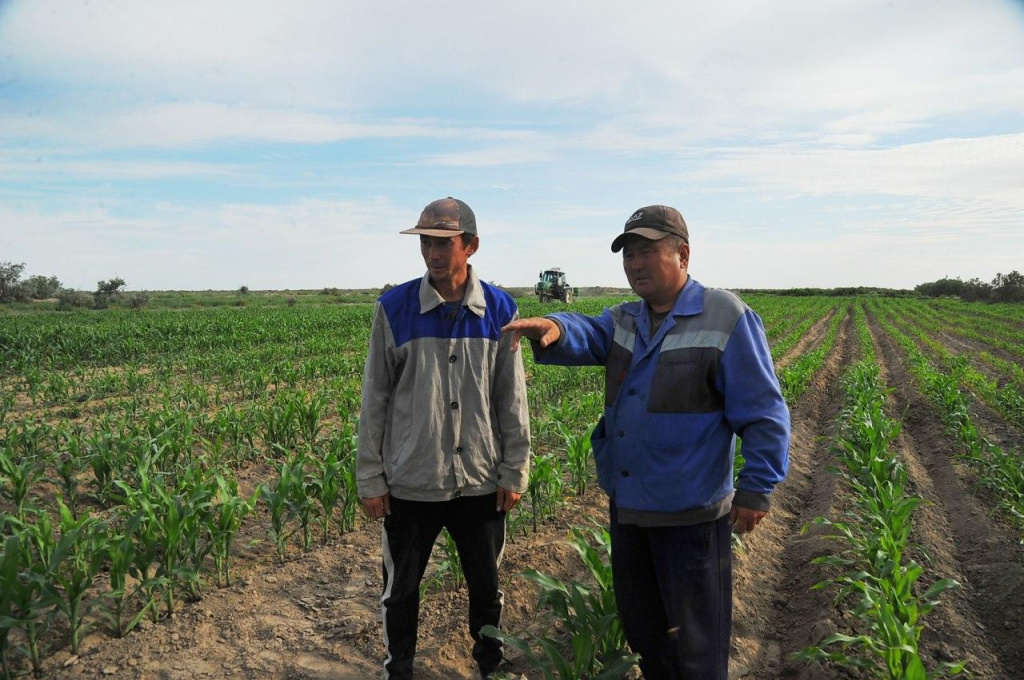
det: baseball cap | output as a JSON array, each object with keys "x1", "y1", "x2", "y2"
[
  {"x1": 610, "y1": 205, "x2": 688, "y2": 252},
  {"x1": 400, "y1": 197, "x2": 477, "y2": 237}
]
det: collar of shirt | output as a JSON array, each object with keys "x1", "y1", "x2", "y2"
[{"x1": 417, "y1": 264, "x2": 487, "y2": 318}]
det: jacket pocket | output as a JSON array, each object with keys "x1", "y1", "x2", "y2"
[{"x1": 648, "y1": 348, "x2": 722, "y2": 414}]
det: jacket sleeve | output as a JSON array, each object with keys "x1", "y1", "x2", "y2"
[
  {"x1": 356, "y1": 302, "x2": 396, "y2": 498},
  {"x1": 492, "y1": 310, "x2": 532, "y2": 493},
  {"x1": 532, "y1": 308, "x2": 617, "y2": 366},
  {"x1": 718, "y1": 310, "x2": 790, "y2": 510}
]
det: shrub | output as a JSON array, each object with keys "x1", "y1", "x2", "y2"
[
  {"x1": 286, "y1": 297, "x2": 298, "y2": 307},
  {"x1": 23, "y1": 275, "x2": 63, "y2": 300},
  {"x1": 126, "y1": 293, "x2": 150, "y2": 310},
  {"x1": 56, "y1": 290, "x2": 93, "y2": 311}
]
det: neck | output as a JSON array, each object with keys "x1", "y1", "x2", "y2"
[
  {"x1": 646, "y1": 275, "x2": 688, "y2": 314},
  {"x1": 431, "y1": 269, "x2": 470, "y2": 302}
]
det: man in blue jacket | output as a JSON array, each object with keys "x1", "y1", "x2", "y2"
[{"x1": 503, "y1": 205, "x2": 790, "y2": 680}]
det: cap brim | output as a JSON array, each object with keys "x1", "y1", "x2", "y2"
[
  {"x1": 400, "y1": 227, "x2": 466, "y2": 237},
  {"x1": 610, "y1": 227, "x2": 671, "y2": 252}
]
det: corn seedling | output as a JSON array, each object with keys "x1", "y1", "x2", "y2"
[
  {"x1": 420, "y1": 529, "x2": 465, "y2": 597},
  {"x1": 481, "y1": 525, "x2": 638, "y2": 680},
  {"x1": 209, "y1": 473, "x2": 260, "y2": 587},
  {"x1": 559, "y1": 422, "x2": 595, "y2": 497},
  {"x1": 100, "y1": 527, "x2": 151, "y2": 638},
  {"x1": 3, "y1": 519, "x2": 56, "y2": 677},
  {"x1": 261, "y1": 455, "x2": 308, "y2": 561},
  {"x1": 309, "y1": 448, "x2": 344, "y2": 543},
  {"x1": 0, "y1": 442, "x2": 42, "y2": 520},
  {"x1": 41, "y1": 500, "x2": 108, "y2": 654},
  {"x1": 0, "y1": 533, "x2": 21, "y2": 679}
]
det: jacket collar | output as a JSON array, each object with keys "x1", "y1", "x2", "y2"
[{"x1": 418, "y1": 265, "x2": 486, "y2": 317}]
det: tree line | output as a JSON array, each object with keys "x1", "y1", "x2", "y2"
[
  {"x1": 914, "y1": 271, "x2": 1024, "y2": 303},
  {"x1": 0, "y1": 261, "x2": 144, "y2": 309}
]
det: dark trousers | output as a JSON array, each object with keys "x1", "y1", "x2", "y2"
[
  {"x1": 610, "y1": 503, "x2": 732, "y2": 680},
  {"x1": 380, "y1": 493, "x2": 506, "y2": 679}
]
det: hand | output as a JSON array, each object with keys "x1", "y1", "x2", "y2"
[
  {"x1": 501, "y1": 318, "x2": 561, "y2": 352},
  {"x1": 730, "y1": 506, "x2": 766, "y2": 534},
  {"x1": 361, "y1": 492, "x2": 391, "y2": 520},
  {"x1": 496, "y1": 486, "x2": 522, "y2": 513}
]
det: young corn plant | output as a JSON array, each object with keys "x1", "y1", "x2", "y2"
[
  {"x1": 0, "y1": 532, "x2": 21, "y2": 680},
  {"x1": 421, "y1": 529, "x2": 465, "y2": 597},
  {"x1": 308, "y1": 448, "x2": 344, "y2": 543},
  {"x1": 327, "y1": 426, "x2": 361, "y2": 534},
  {"x1": 3, "y1": 517, "x2": 57, "y2": 678},
  {"x1": 0, "y1": 442, "x2": 43, "y2": 520},
  {"x1": 558, "y1": 422, "x2": 595, "y2": 497},
  {"x1": 49, "y1": 438, "x2": 89, "y2": 520},
  {"x1": 41, "y1": 500, "x2": 108, "y2": 655},
  {"x1": 100, "y1": 527, "x2": 151, "y2": 638},
  {"x1": 482, "y1": 525, "x2": 638, "y2": 680},
  {"x1": 294, "y1": 391, "x2": 328, "y2": 447},
  {"x1": 259, "y1": 398, "x2": 300, "y2": 455},
  {"x1": 527, "y1": 453, "x2": 564, "y2": 533},
  {"x1": 261, "y1": 455, "x2": 307, "y2": 562},
  {"x1": 209, "y1": 473, "x2": 260, "y2": 588}
]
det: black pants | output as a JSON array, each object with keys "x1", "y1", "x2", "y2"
[
  {"x1": 381, "y1": 493, "x2": 506, "y2": 679},
  {"x1": 610, "y1": 504, "x2": 732, "y2": 680}
]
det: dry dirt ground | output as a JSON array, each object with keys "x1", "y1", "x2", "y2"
[{"x1": 15, "y1": 304, "x2": 1024, "y2": 680}]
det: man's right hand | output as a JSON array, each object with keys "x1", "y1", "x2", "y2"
[
  {"x1": 501, "y1": 317, "x2": 561, "y2": 352},
  {"x1": 361, "y1": 492, "x2": 391, "y2": 519}
]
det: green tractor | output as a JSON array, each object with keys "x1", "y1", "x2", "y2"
[{"x1": 535, "y1": 267, "x2": 577, "y2": 303}]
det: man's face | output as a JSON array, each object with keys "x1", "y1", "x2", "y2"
[
  {"x1": 621, "y1": 236, "x2": 689, "y2": 308},
  {"x1": 420, "y1": 235, "x2": 477, "y2": 285}
]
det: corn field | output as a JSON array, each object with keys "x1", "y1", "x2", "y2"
[{"x1": 1, "y1": 294, "x2": 1023, "y2": 679}]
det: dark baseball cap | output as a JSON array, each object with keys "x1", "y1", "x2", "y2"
[
  {"x1": 400, "y1": 197, "x2": 477, "y2": 237},
  {"x1": 610, "y1": 205, "x2": 688, "y2": 252}
]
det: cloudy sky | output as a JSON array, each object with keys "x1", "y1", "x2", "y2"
[{"x1": 1, "y1": 0, "x2": 1023, "y2": 291}]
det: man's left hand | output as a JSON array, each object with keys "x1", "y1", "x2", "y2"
[
  {"x1": 496, "y1": 486, "x2": 522, "y2": 513},
  {"x1": 731, "y1": 506, "x2": 767, "y2": 534}
]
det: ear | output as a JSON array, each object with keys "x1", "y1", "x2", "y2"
[
  {"x1": 679, "y1": 242, "x2": 690, "y2": 268},
  {"x1": 467, "y1": 235, "x2": 480, "y2": 255}
]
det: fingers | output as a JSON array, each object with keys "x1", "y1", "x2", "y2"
[
  {"x1": 360, "y1": 493, "x2": 390, "y2": 520},
  {"x1": 508, "y1": 329, "x2": 523, "y2": 353},
  {"x1": 496, "y1": 487, "x2": 522, "y2": 513},
  {"x1": 731, "y1": 507, "x2": 766, "y2": 534},
  {"x1": 540, "y1": 325, "x2": 559, "y2": 348},
  {"x1": 500, "y1": 318, "x2": 560, "y2": 351}
]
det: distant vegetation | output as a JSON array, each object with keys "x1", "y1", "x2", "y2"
[
  {"x1": 2, "y1": 260, "x2": 1022, "y2": 312},
  {"x1": 914, "y1": 271, "x2": 1024, "y2": 303}
]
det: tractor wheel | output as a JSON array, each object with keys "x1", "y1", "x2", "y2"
[
  {"x1": 538, "y1": 293, "x2": 546, "y2": 303},
  {"x1": 564, "y1": 289, "x2": 574, "y2": 303}
]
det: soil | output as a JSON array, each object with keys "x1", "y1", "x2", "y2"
[{"x1": 11, "y1": 303, "x2": 1024, "y2": 680}]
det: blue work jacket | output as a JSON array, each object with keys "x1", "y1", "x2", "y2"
[{"x1": 538, "y1": 278, "x2": 790, "y2": 515}]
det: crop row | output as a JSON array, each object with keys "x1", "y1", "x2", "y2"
[
  {"x1": 797, "y1": 303, "x2": 963, "y2": 679},
  {"x1": 869, "y1": 301, "x2": 1024, "y2": 537}
]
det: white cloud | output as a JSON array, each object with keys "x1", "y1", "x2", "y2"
[
  {"x1": 690, "y1": 133, "x2": 1024, "y2": 206},
  {"x1": 3, "y1": 1, "x2": 1022, "y2": 145},
  {"x1": 0, "y1": 102, "x2": 537, "y2": 148}
]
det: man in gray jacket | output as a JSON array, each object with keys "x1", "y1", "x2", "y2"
[{"x1": 357, "y1": 197, "x2": 531, "y2": 679}]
